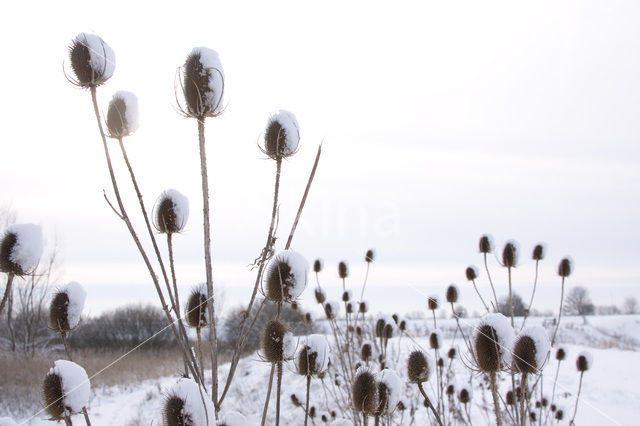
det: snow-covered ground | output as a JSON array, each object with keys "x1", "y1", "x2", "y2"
[{"x1": 9, "y1": 315, "x2": 640, "y2": 425}]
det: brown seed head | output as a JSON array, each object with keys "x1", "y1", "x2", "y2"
[
  {"x1": 352, "y1": 368, "x2": 378, "y2": 414},
  {"x1": 513, "y1": 335, "x2": 538, "y2": 374},
  {"x1": 185, "y1": 287, "x2": 207, "y2": 328},
  {"x1": 261, "y1": 320, "x2": 288, "y2": 363},
  {"x1": 407, "y1": 350, "x2": 430, "y2": 383},
  {"x1": 446, "y1": 284, "x2": 459, "y2": 303},
  {"x1": 502, "y1": 241, "x2": 518, "y2": 268},
  {"x1": 43, "y1": 372, "x2": 65, "y2": 420},
  {"x1": 558, "y1": 257, "x2": 573, "y2": 278}
]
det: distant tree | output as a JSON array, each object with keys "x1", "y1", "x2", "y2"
[
  {"x1": 623, "y1": 297, "x2": 638, "y2": 315},
  {"x1": 564, "y1": 286, "x2": 595, "y2": 316},
  {"x1": 597, "y1": 305, "x2": 620, "y2": 315},
  {"x1": 497, "y1": 292, "x2": 526, "y2": 317}
]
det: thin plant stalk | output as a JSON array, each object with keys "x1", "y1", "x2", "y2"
[
  {"x1": 304, "y1": 375, "x2": 311, "y2": 426},
  {"x1": 417, "y1": 382, "x2": 444, "y2": 426},
  {"x1": 450, "y1": 302, "x2": 472, "y2": 352},
  {"x1": 569, "y1": 371, "x2": 585, "y2": 425},
  {"x1": 551, "y1": 277, "x2": 566, "y2": 346},
  {"x1": 0, "y1": 272, "x2": 15, "y2": 316},
  {"x1": 520, "y1": 373, "x2": 528, "y2": 426},
  {"x1": 489, "y1": 371, "x2": 503, "y2": 426},
  {"x1": 471, "y1": 279, "x2": 490, "y2": 313},
  {"x1": 550, "y1": 359, "x2": 562, "y2": 416},
  {"x1": 7, "y1": 288, "x2": 16, "y2": 351},
  {"x1": 360, "y1": 261, "x2": 371, "y2": 300},
  {"x1": 63, "y1": 416, "x2": 73, "y2": 426},
  {"x1": 508, "y1": 266, "x2": 514, "y2": 327},
  {"x1": 261, "y1": 363, "x2": 276, "y2": 426},
  {"x1": 521, "y1": 259, "x2": 540, "y2": 330},
  {"x1": 276, "y1": 361, "x2": 283, "y2": 426},
  {"x1": 484, "y1": 253, "x2": 499, "y2": 311},
  {"x1": 89, "y1": 86, "x2": 202, "y2": 384}
]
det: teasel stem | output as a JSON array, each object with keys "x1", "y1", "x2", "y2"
[
  {"x1": 484, "y1": 253, "x2": 499, "y2": 312},
  {"x1": 521, "y1": 259, "x2": 540, "y2": 330},
  {"x1": 196, "y1": 327, "x2": 204, "y2": 380},
  {"x1": 508, "y1": 266, "x2": 514, "y2": 327},
  {"x1": 417, "y1": 382, "x2": 444, "y2": 426},
  {"x1": 58, "y1": 328, "x2": 92, "y2": 426},
  {"x1": 569, "y1": 371, "x2": 584, "y2": 425},
  {"x1": 166, "y1": 234, "x2": 181, "y2": 327},
  {"x1": 520, "y1": 373, "x2": 528, "y2": 426},
  {"x1": 63, "y1": 415, "x2": 73, "y2": 426},
  {"x1": 551, "y1": 277, "x2": 566, "y2": 346},
  {"x1": 471, "y1": 279, "x2": 490, "y2": 313},
  {"x1": 0, "y1": 272, "x2": 14, "y2": 316},
  {"x1": 276, "y1": 361, "x2": 283, "y2": 426},
  {"x1": 89, "y1": 86, "x2": 202, "y2": 385},
  {"x1": 432, "y1": 309, "x2": 437, "y2": 329},
  {"x1": 360, "y1": 261, "x2": 371, "y2": 300},
  {"x1": 450, "y1": 302, "x2": 472, "y2": 352},
  {"x1": 7, "y1": 287, "x2": 16, "y2": 351},
  {"x1": 304, "y1": 375, "x2": 312, "y2": 426},
  {"x1": 549, "y1": 358, "x2": 562, "y2": 419},
  {"x1": 261, "y1": 363, "x2": 276, "y2": 426},
  {"x1": 196, "y1": 118, "x2": 219, "y2": 411},
  {"x1": 489, "y1": 371, "x2": 503, "y2": 426},
  {"x1": 362, "y1": 413, "x2": 368, "y2": 426}
]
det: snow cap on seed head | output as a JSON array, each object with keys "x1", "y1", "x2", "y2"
[
  {"x1": 0, "y1": 223, "x2": 43, "y2": 276},
  {"x1": 68, "y1": 33, "x2": 115, "y2": 87},
  {"x1": 558, "y1": 257, "x2": 573, "y2": 278},
  {"x1": 182, "y1": 47, "x2": 225, "y2": 118},
  {"x1": 43, "y1": 360, "x2": 90, "y2": 420},
  {"x1": 263, "y1": 250, "x2": 308, "y2": 303},
  {"x1": 512, "y1": 326, "x2": 550, "y2": 374},
  {"x1": 473, "y1": 313, "x2": 515, "y2": 372},
  {"x1": 376, "y1": 369, "x2": 402, "y2": 416},
  {"x1": 427, "y1": 295, "x2": 439, "y2": 310},
  {"x1": 164, "y1": 377, "x2": 214, "y2": 426},
  {"x1": 479, "y1": 234, "x2": 494, "y2": 254},
  {"x1": 106, "y1": 91, "x2": 139, "y2": 138},
  {"x1": 263, "y1": 110, "x2": 300, "y2": 160},
  {"x1": 407, "y1": 350, "x2": 433, "y2": 383},
  {"x1": 502, "y1": 240, "x2": 519, "y2": 268},
  {"x1": 296, "y1": 334, "x2": 330, "y2": 376},
  {"x1": 49, "y1": 281, "x2": 87, "y2": 332},
  {"x1": 153, "y1": 189, "x2": 189, "y2": 234},
  {"x1": 352, "y1": 366, "x2": 378, "y2": 415}
]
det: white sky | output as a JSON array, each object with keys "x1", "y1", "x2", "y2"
[{"x1": 1, "y1": 0, "x2": 639, "y2": 315}]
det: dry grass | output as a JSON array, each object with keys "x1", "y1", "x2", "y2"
[{"x1": 0, "y1": 347, "x2": 229, "y2": 419}]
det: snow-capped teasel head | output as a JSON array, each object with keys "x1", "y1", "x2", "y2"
[
  {"x1": 360, "y1": 340, "x2": 374, "y2": 362},
  {"x1": 0, "y1": 223, "x2": 43, "y2": 276},
  {"x1": 217, "y1": 411, "x2": 247, "y2": 426},
  {"x1": 427, "y1": 295, "x2": 439, "y2": 310},
  {"x1": 377, "y1": 369, "x2": 402, "y2": 415},
  {"x1": 358, "y1": 300, "x2": 369, "y2": 314},
  {"x1": 465, "y1": 265, "x2": 479, "y2": 281},
  {"x1": 558, "y1": 256, "x2": 574, "y2": 278},
  {"x1": 68, "y1": 33, "x2": 115, "y2": 88},
  {"x1": 43, "y1": 360, "x2": 90, "y2": 420},
  {"x1": 49, "y1": 281, "x2": 87, "y2": 332},
  {"x1": 502, "y1": 240, "x2": 519, "y2": 268},
  {"x1": 576, "y1": 351, "x2": 592, "y2": 372},
  {"x1": 0, "y1": 418, "x2": 18, "y2": 426},
  {"x1": 352, "y1": 367, "x2": 378, "y2": 415},
  {"x1": 262, "y1": 110, "x2": 300, "y2": 160},
  {"x1": 446, "y1": 283, "x2": 459, "y2": 303},
  {"x1": 512, "y1": 326, "x2": 550, "y2": 374},
  {"x1": 365, "y1": 248, "x2": 376, "y2": 263},
  {"x1": 263, "y1": 250, "x2": 308, "y2": 303},
  {"x1": 314, "y1": 287, "x2": 326, "y2": 304},
  {"x1": 337, "y1": 260, "x2": 349, "y2": 279},
  {"x1": 185, "y1": 284, "x2": 208, "y2": 329},
  {"x1": 163, "y1": 377, "x2": 215, "y2": 426},
  {"x1": 407, "y1": 350, "x2": 433, "y2": 383},
  {"x1": 106, "y1": 91, "x2": 139, "y2": 138},
  {"x1": 260, "y1": 319, "x2": 295, "y2": 363},
  {"x1": 473, "y1": 312, "x2": 515, "y2": 372},
  {"x1": 532, "y1": 243, "x2": 546, "y2": 261},
  {"x1": 342, "y1": 289, "x2": 352, "y2": 302},
  {"x1": 296, "y1": 334, "x2": 330, "y2": 376},
  {"x1": 479, "y1": 234, "x2": 494, "y2": 254},
  {"x1": 153, "y1": 189, "x2": 189, "y2": 235},
  {"x1": 181, "y1": 47, "x2": 225, "y2": 118},
  {"x1": 324, "y1": 300, "x2": 340, "y2": 320}
]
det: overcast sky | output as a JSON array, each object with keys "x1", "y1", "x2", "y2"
[{"x1": 1, "y1": 0, "x2": 639, "y2": 316}]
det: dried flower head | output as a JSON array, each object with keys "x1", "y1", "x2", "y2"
[
  {"x1": 313, "y1": 259, "x2": 323, "y2": 273},
  {"x1": 185, "y1": 285, "x2": 208, "y2": 328},
  {"x1": 48, "y1": 282, "x2": 87, "y2": 332},
  {"x1": 338, "y1": 261, "x2": 349, "y2": 279},
  {"x1": 576, "y1": 351, "x2": 592, "y2": 372},
  {"x1": 291, "y1": 392, "x2": 303, "y2": 407},
  {"x1": 164, "y1": 377, "x2": 214, "y2": 426},
  {"x1": 304, "y1": 312, "x2": 313, "y2": 326},
  {"x1": 296, "y1": 334, "x2": 330, "y2": 376},
  {"x1": 314, "y1": 287, "x2": 326, "y2": 304},
  {"x1": 261, "y1": 320, "x2": 294, "y2": 363},
  {"x1": 506, "y1": 390, "x2": 515, "y2": 405},
  {"x1": 465, "y1": 265, "x2": 478, "y2": 281},
  {"x1": 512, "y1": 327, "x2": 550, "y2": 374},
  {"x1": 263, "y1": 251, "x2": 309, "y2": 303},
  {"x1": 473, "y1": 313, "x2": 515, "y2": 372},
  {"x1": 532, "y1": 243, "x2": 546, "y2": 261},
  {"x1": 342, "y1": 290, "x2": 352, "y2": 302},
  {"x1": 384, "y1": 323, "x2": 394, "y2": 339},
  {"x1": 106, "y1": 91, "x2": 139, "y2": 138},
  {"x1": 399, "y1": 320, "x2": 407, "y2": 331},
  {"x1": 324, "y1": 301, "x2": 339, "y2": 320},
  {"x1": 479, "y1": 234, "x2": 494, "y2": 254},
  {"x1": 446, "y1": 284, "x2": 459, "y2": 303},
  {"x1": 558, "y1": 257, "x2": 573, "y2": 278},
  {"x1": 352, "y1": 367, "x2": 378, "y2": 415},
  {"x1": 365, "y1": 249, "x2": 376, "y2": 263},
  {"x1": 68, "y1": 33, "x2": 115, "y2": 88},
  {"x1": 429, "y1": 330, "x2": 441, "y2": 350},
  {"x1": 262, "y1": 110, "x2": 300, "y2": 160},
  {"x1": 458, "y1": 387, "x2": 472, "y2": 404},
  {"x1": 361, "y1": 341, "x2": 373, "y2": 362},
  {"x1": 43, "y1": 360, "x2": 90, "y2": 420},
  {"x1": 555, "y1": 346, "x2": 567, "y2": 361},
  {"x1": 375, "y1": 317, "x2": 386, "y2": 338},
  {"x1": 502, "y1": 240, "x2": 519, "y2": 268},
  {"x1": 376, "y1": 369, "x2": 401, "y2": 417},
  {"x1": 447, "y1": 347, "x2": 457, "y2": 359},
  {"x1": 427, "y1": 295, "x2": 439, "y2": 310},
  {"x1": 359, "y1": 301, "x2": 369, "y2": 314},
  {"x1": 446, "y1": 384, "x2": 455, "y2": 396},
  {"x1": 181, "y1": 47, "x2": 225, "y2": 118},
  {"x1": 153, "y1": 189, "x2": 189, "y2": 234},
  {"x1": 407, "y1": 350, "x2": 431, "y2": 383},
  {"x1": 0, "y1": 224, "x2": 43, "y2": 276}
]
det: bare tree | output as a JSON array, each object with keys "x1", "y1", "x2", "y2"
[
  {"x1": 623, "y1": 296, "x2": 638, "y2": 315},
  {"x1": 563, "y1": 286, "x2": 595, "y2": 318}
]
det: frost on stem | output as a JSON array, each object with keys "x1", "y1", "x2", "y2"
[
  {"x1": 48, "y1": 281, "x2": 87, "y2": 332},
  {"x1": 0, "y1": 223, "x2": 43, "y2": 276},
  {"x1": 182, "y1": 47, "x2": 225, "y2": 118},
  {"x1": 68, "y1": 33, "x2": 115, "y2": 88},
  {"x1": 106, "y1": 91, "x2": 139, "y2": 138},
  {"x1": 153, "y1": 189, "x2": 189, "y2": 235},
  {"x1": 43, "y1": 360, "x2": 90, "y2": 420},
  {"x1": 263, "y1": 110, "x2": 300, "y2": 160}
]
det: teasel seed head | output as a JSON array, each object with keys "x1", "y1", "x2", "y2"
[
  {"x1": 185, "y1": 285, "x2": 208, "y2": 328},
  {"x1": 153, "y1": 189, "x2": 189, "y2": 235},
  {"x1": 376, "y1": 369, "x2": 401, "y2": 417},
  {"x1": 429, "y1": 330, "x2": 441, "y2": 350},
  {"x1": 506, "y1": 390, "x2": 515, "y2": 405},
  {"x1": 529, "y1": 411, "x2": 537, "y2": 423},
  {"x1": 0, "y1": 224, "x2": 43, "y2": 276},
  {"x1": 427, "y1": 295, "x2": 439, "y2": 310},
  {"x1": 48, "y1": 282, "x2": 87, "y2": 333},
  {"x1": 43, "y1": 360, "x2": 90, "y2": 420},
  {"x1": 465, "y1": 265, "x2": 479, "y2": 281},
  {"x1": 309, "y1": 406, "x2": 316, "y2": 419},
  {"x1": 315, "y1": 287, "x2": 326, "y2": 304},
  {"x1": 42, "y1": 371, "x2": 65, "y2": 420},
  {"x1": 68, "y1": 33, "x2": 115, "y2": 88},
  {"x1": 361, "y1": 341, "x2": 373, "y2": 362},
  {"x1": 532, "y1": 243, "x2": 546, "y2": 261},
  {"x1": 375, "y1": 318, "x2": 386, "y2": 338},
  {"x1": 558, "y1": 257, "x2": 573, "y2": 278},
  {"x1": 163, "y1": 395, "x2": 187, "y2": 426},
  {"x1": 512, "y1": 326, "x2": 550, "y2": 374},
  {"x1": 338, "y1": 261, "x2": 349, "y2": 279},
  {"x1": 384, "y1": 323, "x2": 393, "y2": 339},
  {"x1": 346, "y1": 302, "x2": 354, "y2": 314},
  {"x1": 182, "y1": 47, "x2": 225, "y2": 118},
  {"x1": 304, "y1": 312, "x2": 313, "y2": 326},
  {"x1": 359, "y1": 300, "x2": 369, "y2": 314},
  {"x1": 555, "y1": 408, "x2": 564, "y2": 420},
  {"x1": 262, "y1": 110, "x2": 300, "y2": 160},
  {"x1": 324, "y1": 301, "x2": 339, "y2": 320},
  {"x1": 365, "y1": 249, "x2": 376, "y2": 263},
  {"x1": 502, "y1": 240, "x2": 519, "y2": 268},
  {"x1": 479, "y1": 234, "x2": 494, "y2": 254},
  {"x1": 291, "y1": 393, "x2": 302, "y2": 407},
  {"x1": 576, "y1": 351, "x2": 592, "y2": 372},
  {"x1": 446, "y1": 284, "x2": 459, "y2": 303},
  {"x1": 106, "y1": 91, "x2": 139, "y2": 138},
  {"x1": 296, "y1": 334, "x2": 329, "y2": 376},
  {"x1": 447, "y1": 347, "x2": 457, "y2": 359},
  {"x1": 458, "y1": 387, "x2": 472, "y2": 404},
  {"x1": 313, "y1": 258, "x2": 323, "y2": 273},
  {"x1": 263, "y1": 250, "x2": 309, "y2": 303},
  {"x1": 473, "y1": 313, "x2": 515, "y2": 373},
  {"x1": 391, "y1": 313, "x2": 399, "y2": 324},
  {"x1": 164, "y1": 378, "x2": 214, "y2": 426},
  {"x1": 555, "y1": 346, "x2": 567, "y2": 361},
  {"x1": 342, "y1": 290, "x2": 352, "y2": 302},
  {"x1": 407, "y1": 350, "x2": 431, "y2": 383},
  {"x1": 356, "y1": 326, "x2": 362, "y2": 337},
  {"x1": 261, "y1": 320, "x2": 294, "y2": 363},
  {"x1": 446, "y1": 384, "x2": 455, "y2": 396},
  {"x1": 399, "y1": 320, "x2": 407, "y2": 331},
  {"x1": 352, "y1": 367, "x2": 378, "y2": 415}
]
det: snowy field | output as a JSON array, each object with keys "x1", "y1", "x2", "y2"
[{"x1": 6, "y1": 315, "x2": 640, "y2": 425}]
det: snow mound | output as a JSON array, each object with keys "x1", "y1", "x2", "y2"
[
  {"x1": 74, "y1": 33, "x2": 115, "y2": 81},
  {"x1": 60, "y1": 281, "x2": 87, "y2": 329},
  {"x1": 0, "y1": 418, "x2": 18, "y2": 426},
  {"x1": 5, "y1": 223, "x2": 43, "y2": 274},
  {"x1": 50, "y1": 360, "x2": 90, "y2": 413},
  {"x1": 167, "y1": 377, "x2": 215, "y2": 426}
]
